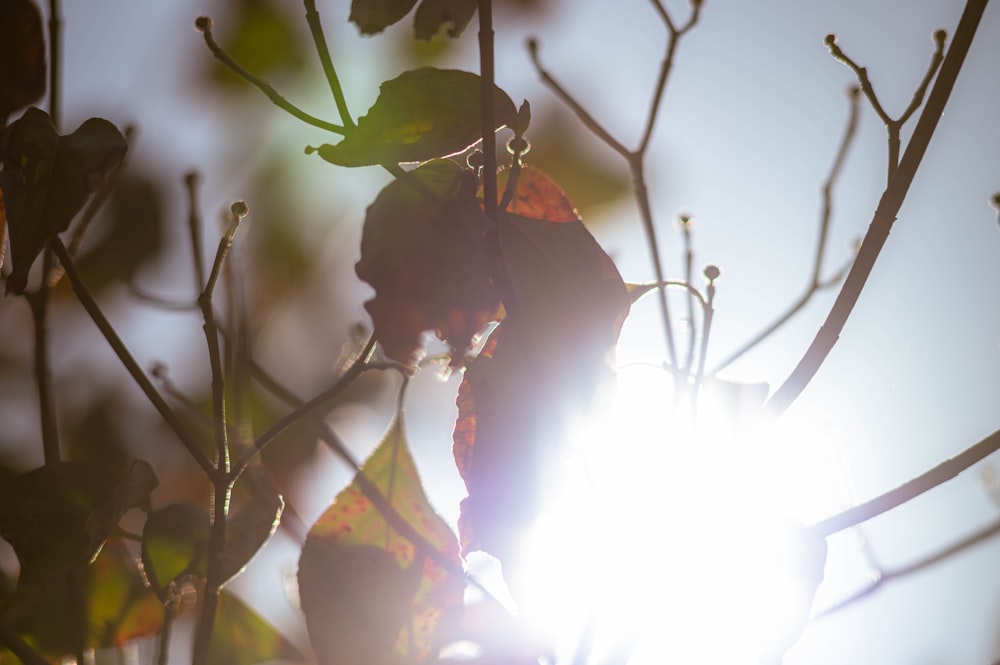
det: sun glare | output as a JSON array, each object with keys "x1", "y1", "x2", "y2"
[{"x1": 510, "y1": 363, "x2": 853, "y2": 664}]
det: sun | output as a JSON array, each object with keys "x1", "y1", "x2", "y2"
[{"x1": 507, "y1": 363, "x2": 851, "y2": 664}]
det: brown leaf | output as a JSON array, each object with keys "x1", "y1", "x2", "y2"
[{"x1": 355, "y1": 159, "x2": 499, "y2": 364}]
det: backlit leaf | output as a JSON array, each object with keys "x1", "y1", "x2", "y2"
[
  {"x1": 0, "y1": 459, "x2": 157, "y2": 612},
  {"x1": 299, "y1": 418, "x2": 462, "y2": 665},
  {"x1": 308, "y1": 68, "x2": 516, "y2": 167},
  {"x1": 141, "y1": 502, "x2": 211, "y2": 602},
  {"x1": 355, "y1": 159, "x2": 498, "y2": 364},
  {"x1": 209, "y1": 591, "x2": 306, "y2": 665},
  {"x1": 219, "y1": 486, "x2": 284, "y2": 584},
  {"x1": 0, "y1": 0, "x2": 45, "y2": 115},
  {"x1": 0, "y1": 107, "x2": 127, "y2": 294}
]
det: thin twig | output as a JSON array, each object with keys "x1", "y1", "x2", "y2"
[
  {"x1": 478, "y1": 0, "x2": 498, "y2": 225},
  {"x1": 712, "y1": 85, "x2": 860, "y2": 375},
  {"x1": 765, "y1": 0, "x2": 988, "y2": 418},
  {"x1": 48, "y1": 0, "x2": 62, "y2": 129},
  {"x1": 51, "y1": 238, "x2": 214, "y2": 475},
  {"x1": 810, "y1": 427, "x2": 1000, "y2": 538},
  {"x1": 185, "y1": 171, "x2": 207, "y2": 292},
  {"x1": 27, "y1": 256, "x2": 59, "y2": 465},
  {"x1": 303, "y1": 0, "x2": 354, "y2": 129},
  {"x1": 195, "y1": 17, "x2": 345, "y2": 136},
  {"x1": 814, "y1": 518, "x2": 1000, "y2": 619}
]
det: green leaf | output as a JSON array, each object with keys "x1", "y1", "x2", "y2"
[
  {"x1": 219, "y1": 486, "x2": 284, "y2": 584},
  {"x1": 0, "y1": 0, "x2": 45, "y2": 115},
  {"x1": 0, "y1": 460, "x2": 157, "y2": 611},
  {"x1": 209, "y1": 591, "x2": 306, "y2": 665},
  {"x1": 350, "y1": 0, "x2": 418, "y2": 35},
  {"x1": 0, "y1": 107, "x2": 127, "y2": 294},
  {"x1": 299, "y1": 418, "x2": 462, "y2": 665},
  {"x1": 355, "y1": 159, "x2": 498, "y2": 364},
  {"x1": 141, "y1": 502, "x2": 211, "y2": 601},
  {"x1": 413, "y1": 0, "x2": 477, "y2": 40},
  {"x1": 307, "y1": 68, "x2": 516, "y2": 167},
  {"x1": 0, "y1": 540, "x2": 164, "y2": 662}
]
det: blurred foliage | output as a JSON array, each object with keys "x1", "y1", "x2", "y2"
[{"x1": 0, "y1": 0, "x2": 45, "y2": 117}]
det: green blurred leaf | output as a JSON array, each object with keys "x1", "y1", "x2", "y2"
[
  {"x1": 0, "y1": 460, "x2": 157, "y2": 611},
  {"x1": 0, "y1": 540, "x2": 163, "y2": 662},
  {"x1": 209, "y1": 591, "x2": 306, "y2": 665},
  {"x1": 355, "y1": 159, "x2": 498, "y2": 363},
  {"x1": 141, "y1": 502, "x2": 210, "y2": 602},
  {"x1": 219, "y1": 487, "x2": 283, "y2": 585},
  {"x1": 207, "y1": 0, "x2": 305, "y2": 90},
  {"x1": 0, "y1": 0, "x2": 45, "y2": 115},
  {"x1": 308, "y1": 68, "x2": 516, "y2": 167},
  {"x1": 299, "y1": 418, "x2": 462, "y2": 665},
  {"x1": 0, "y1": 107, "x2": 127, "y2": 294},
  {"x1": 350, "y1": 0, "x2": 418, "y2": 35}
]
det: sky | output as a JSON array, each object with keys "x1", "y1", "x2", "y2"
[{"x1": 18, "y1": 0, "x2": 1000, "y2": 663}]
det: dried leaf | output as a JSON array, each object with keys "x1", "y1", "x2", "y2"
[
  {"x1": 308, "y1": 68, "x2": 516, "y2": 167},
  {"x1": 0, "y1": 108, "x2": 127, "y2": 294},
  {"x1": 299, "y1": 418, "x2": 462, "y2": 665},
  {"x1": 355, "y1": 159, "x2": 498, "y2": 364}
]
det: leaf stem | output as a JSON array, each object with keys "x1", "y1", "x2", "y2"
[
  {"x1": 185, "y1": 172, "x2": 207, "y2": 293},
  {"x1": 195, "y1": 17, "x2": 345, "y2": 135},
  {"x1": 51, "y1": 238, "x2": 214, "y2": 475},
  {"x1": 765, "y1": 0, "x2": 987, "y2": 418},
  {"x1": 478, "y1": 0, "x2": 497, "y2": 225},
  {"x1": 27, "y1": 256, "x2": 59, "y2": 465},
  {"x1": 303, "y1": 0, "x2": 355, "y2": 130}
]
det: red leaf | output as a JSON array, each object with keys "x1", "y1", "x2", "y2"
[{"x1": 355, "y1": 159, "x2": 499, "y2": 364}]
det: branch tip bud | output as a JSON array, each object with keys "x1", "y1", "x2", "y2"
[
  {"x1": 195, "y1": 16, "x2": 213, "y2": 33},
  {"x1": 703, "y1": 264, "x2": 721, "y2": 283},
  {"x1": 230, "y1": 201, "x2": 249, "y2": 220},
  {"x1": 933, "y1": 29, "x2": 947, "y2": 47},
  {"x1": 823, "y1": 33, "x2": 836, "y2": 47}
]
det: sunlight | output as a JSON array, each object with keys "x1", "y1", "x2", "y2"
[{"x1": 511, "y1": 364, "x2": 853, "y2": 664}]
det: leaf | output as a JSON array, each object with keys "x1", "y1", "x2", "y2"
[
  {"x1": 209, "y1": 591, "x2": 306, "y2": 665},
  {"x1": 355, "y1": 159, "x2": 498, "y2": 364},
  {"x1": 351, "y1": 0, "x2": 419, "y2": 35},
  {"x1": 0, "y1": 539, "x2": 164, "y2": 662},
  {"x1": 299, "y1": 418, "x2": 462, "y2": 665},
  {"x1": 308, "y1": 68, "x2": 516, "y2": 167},
  {"x1": 0, "y1": 108, "x2": 127, "y2": 294},
  {"x1": 0, "y1": 0, "x2": 45, "y2": 116},
  {"x1": 453, "y1": 167, "x2": 628, "y2": 578},
  {"x1": 219, "y1": 486, "x2": 284, "y2": 584},
  {"x1": 141, "y1": 502, "x2": 211, "y2": 602},
  {"x1": 0, "y1": 459, "x2": 157, "y2": 611},
  {"x1": 413, "y1": 0, "x2": 477, "y2": 40}
]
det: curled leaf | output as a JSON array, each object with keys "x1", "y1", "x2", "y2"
[
  {"x1": 0, "y1": 108, "x2": 127, "y2": 294},
  {"x1": 414, "y1": 0, "x2": 477, "y2": 39},
  {"x1": 355, "y1": 159, "x2": 498, "y2": 364},
  {"x1": 299, "y1": 418, "x2": 462, "y2": 665},
  {"x1": 350, "y1": 0, "x2": 419, "y2": 35},
  {"x1": 308, "y1": 68, "x2": 516, "y2": 167}
]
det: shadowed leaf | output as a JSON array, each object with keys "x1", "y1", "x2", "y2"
[
  {"x1": 350, "y1": 0, "x2": 419, "y2": 35},
  {"x1": 209, "y1": 591, "x2": 306, "y2": 665},
  {"x1": 299, "y1": 418, "x2": 462, "y2": 665},
  {"x1": 308, "y1": 68, "x2": 516, "y2": 167},
  {"x1": 414, "y1": 0, "x2": 477, "y2": 39},
  {"x1": 219, "y1": 486, "x2": 283, "y2": 584},
  {"x1": 0, "y1": 460, "x2": 157, "y2": 613},
  {"x1": 0, "y1": 0, "x2": 45, "y2": 116},
  {"x1": 0, "y1": 108, "x2": 127, "y2": 294},
  {"x1": 355, "y1": 159, "x2": 498, "y2": 364},
  {"x1": 141, "y1": 502, "x2": 210, "y2": 602}
]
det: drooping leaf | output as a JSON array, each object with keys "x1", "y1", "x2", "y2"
[
  {"x1": 209, "y1": 591, "x2": 306, "y2": 665},
  {"x1": 413, "y1": 0, "x2": 477, "y2": 39},
  {"x1": 0, "y1": 0, "x2": 45, "y2": 116},
  {"x1": 308, "y1": 68, "x2": 516, "y2": 167},
  {"x1": 453, "y1": 167, "x2": 627, "y2": 577},
  {"x1": 350, "y1": 0, "x2": 419, "y2": 34},
  {"x1": 0, "y1": 539, "x2": 164, "y2": 662},
  {"x1": 0, "y1": 108, "x2": 127, "y2": 294},
  {"x1": 141, "y1": 502, "x2": 211, "y2": 602},
  {"x1": 355, "y1": 159, "x2": 498, "y2": 364},
  {"x1": 219, "y1": 485, "x2": 283, "y2": 584},
  {"x1": 0, "y1": 460, "x2": 157, "y2": 611},
  {"x1": 299, "y1": 418, "x2": 462, "y2": 665}
]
